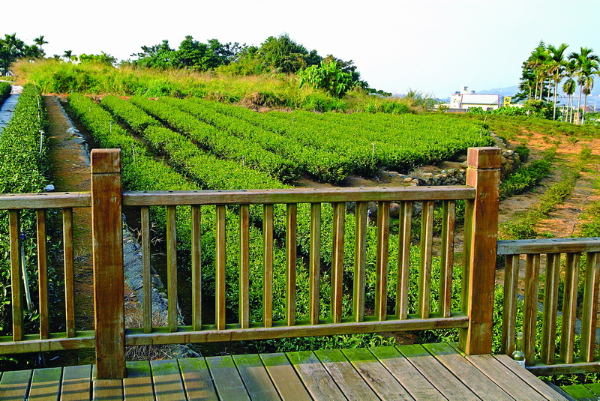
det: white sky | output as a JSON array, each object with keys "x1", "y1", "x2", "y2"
[{"x1": 4, "y1": 0, "x2": 599, "y2": 98}]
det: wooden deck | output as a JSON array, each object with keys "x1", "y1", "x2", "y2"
[{"x1": 0, "y1": 343, "x2": 567, "y2": 400}]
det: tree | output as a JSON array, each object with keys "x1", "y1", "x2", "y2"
[
  {"x1": 569, "y1": 47, "x2": 599, "y2": 123},
  {"x1": 33, "y1": 35, "x2": 48, "y2": 56},
  {"x1": 79, "y1": 52, "x2": 117, "y2": 66},
  {"x1": 547, "y1": 43, "x2": 568, "y2": 120},
  {"x1": 562, "y1": 59, "x2": 577, "y2": 122},
  {"x1": 257, "y1": 34, "x2": 320, "y2": 73},
  {"x1": 299, "y1": 60, "x2": 354, "y2": 98}
]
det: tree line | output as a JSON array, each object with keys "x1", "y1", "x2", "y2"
[
  {"x1": 516, "y1": 41, "x2": 599, "y2": 123},
  {"x1": 1, "y1": 32, "x2": 374, "y2": 98}
]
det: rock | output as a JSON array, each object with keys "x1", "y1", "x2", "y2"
[{"x1": 389, "y1": 203, "x2": 400, "y2": 218}]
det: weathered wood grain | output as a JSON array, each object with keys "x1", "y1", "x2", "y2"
[
  {"x1": 123, "y1": 186, "x2": 476, "y2": 206},
  {"x1": 233, "y1": 354, "x2": 281, "y2": 400},
  {"x1": 396, "y1": 201, "x2": 412, "y2": 319},
  {"x1": 260, "y1": 353, "x2": 312, "y2": 400},
  {"x1": 560, "y1": 253, "x2": 580, "y2": 364},
  {"x1": 36, "y1": 210, "x2": 49, "y2": 340},
  {"x1": 151, "y1": 359, "x2": 186, "y2": 400},
  {"x1": 91, "y1": 149, "x2": 125, "y2": 379},
  {"x1": 353, "y1": 201, "x2": 368, "y2": 322},
  {"x1": 0, "y1": 369, "x2": 32, "y2": 401},
  {"x1": 375, "y1": 200, "x2": 390, "y2": 321},
  {"x1": 178, "y1": 358, "x2": 218, "y2": 400},
  {"x1": 206, "y1": 355, "x2": 250, "y2": 400},
  {"x1": 286, "y1": 351, "x2": 345, "y2": 400},
  {"x1": 61, "y1": 365, "x2": 92, "y2": 401},
  {"x1": 497, "y1": 237, "x2": 600, "y2": 255},
  {"x1": 28, "y1": 367, "x2": 62, "y2": 400}
]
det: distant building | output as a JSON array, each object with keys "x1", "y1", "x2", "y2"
[{"x1": 445, "y1": 86, "x2": 500, "y2": 112}]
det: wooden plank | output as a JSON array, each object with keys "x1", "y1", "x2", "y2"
[
  {"x1": 125, "y1": 315, "x2": 469, "y2": 345},
  {"x1": 37, "y1": 209, "x2": 49, "y2": 340},
  {"x1": 91, "y1": 149, "x2": 125, "y2": 379},
  {"x1": 495, "y1": 354, "x2": 568, "y2": 400},
  {"x1": 166, "y1": 205, "x2": 178, "y2": 333},
  {"x1": 580, "y1": 252, "x2": 600, "y2": 362},
  {"x1": 497, "y1": 238, "x2": 600, "y2": 255},
  {"x1": 314, "y1": 349, "x2": 380, "y2": 400},
  {"x1": 233, "y1": 354, "x2": 281, "y2": 400},
  {"x1": 61, "y1": 365, "x2": 92, "y2": 401},
  {"x1": 215, "y1": 205, "x2": 226, "y2": 330},
  {"x1": 286, "y1": 204, "x2": 297, "y2": 327},
  {"x1": 464, "y1": 353, "x2": 546, "y2": 401},
  {"x1": 260, "y1": 353, "x2": 311, "y2": 401},
  {"x1": 286, "y1": 351, "x2": 345, "y2": 400},
  {"x1": 141, "y1": 207, "x2": 152, "y2": 334},
  {"x1": 397, "y1": 344, "x2": 479, "y2": 400},
  {"x1": 459, "y1": 147, "x2": 501, "y2": 355},
  {"x1": 418, "y1": 200, "x2": 434, "y2": 319},
  {"x1": 309, "y1": 203, "x2": 321, "y2": 325},
  {"x1": 123, "y1": 361, "x2": 154, "y2": 400},
  {"x1": 28, "y1": 367, "x2": 62, "y2": 400},
  {"x1": 396, "y1": 201, "x2": 412, "y2": 319},
  {"x1": 423, "y1": 342, "x2": 512, "y2": 400},
  {"x1": 439, "y1": 200, "x2": 455, "y2": 317},
  {"x1": 93, "y1": 379, "x2": 123, "y2": 400},
  {"x1": 341, "y1": 347, "x2": 413, "y2": 400},
  {"x1": 353, "y1": 201, "x2": 368, "y2": 322},
  {"x1": 63, "y1": 207, "x2": 75, "y2": 339},
  {"x1": 206, "y1": 355, "x2": 250, "y2": 400},
  {"x1": 526, "y1": 360, "x2": 600, "y2": 376},
  {"x1": 523, "y1": 254, "x2": 540, "y2": 366},
  {"x1": 375, "y1": 200, "x2": 390, "y2": 321},
  {"x1": 239, "y1": 204, "x2": 250, "y2": 329},
  {"x1": 560, "y1": 253, "x2": 580, "y2": 364},
  {"x1": 151, "y1": 359, "x2": 185, "y2": 400},
  {"x1": 191, "y1": 205, "x2": 202, "y2": 331},
  {"x1": 370, "y1": 346, "x2": 445, "y2": 400},
  {"x1": 178, "y1": 358, "x2": 218, "y2": 401},
  {"x1": 0, "y1": 192, "x2": 91, "y2": 209},
  {"x1": 501, "y1": 254, "x2": 519, "y2": 355},
  {"x1": 9, "y1": 210, "x2": 23, "y2": 342},
  {"x1": 331, "y1": 202, "x2": 345, "y2": 324},
  {"x1": 263, "y1": 204, "x2": 274, "y2": 328},
  {"x1": 0, "y1": 369, "x2": 32, "y2": 401},
  {"x1": 123, "y1": 186, "x2": 476, "y2": 206},
  {"x1": 541, "y1": 253, "x2": 560, "y2": 365}
]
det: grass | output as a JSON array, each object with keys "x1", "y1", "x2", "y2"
[{"x1": 13, "y1": 59, "x2": 433, "y2": 113}]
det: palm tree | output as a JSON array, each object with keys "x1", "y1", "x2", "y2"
[
  {"x1": 581, "y1": 62, "x2": 599, "y2": 121},
  {"x1": 63, "y1": 50, "x2": 73, "y2": 61},
  {"x1": 526, "y1": 43, "x2": 547, "y2": 100},
  {"x1": 562, "y1": 59, "x2": 577, "y2": 122},
  {"x1": 569, "y1": 47, "x2": 599, "y2": 123},
  {"x1": 33, "y1": 35, "x2": 48, "y2": 56},
  {"x1": 547, "y1": 43, "x2": 569, "y2": 120}
]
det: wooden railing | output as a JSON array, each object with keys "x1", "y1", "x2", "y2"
[
  {"x1": 0, "y1": 147, "x2": 502, "y2": 379},
  {"x1": 498, "y1": 238, "x2": 600, "y2": 375}
]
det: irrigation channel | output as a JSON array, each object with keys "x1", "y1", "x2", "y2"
[
  {"x1": 18, "y1": 95, "x2": 196, "y2": 367},
  {"x1": 0, "y1": 84, "x2": 21, "y2": 134}
]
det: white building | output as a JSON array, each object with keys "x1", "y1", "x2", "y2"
[{"x1": 447, "y1": 86, "x2": 500, "y2": 112}]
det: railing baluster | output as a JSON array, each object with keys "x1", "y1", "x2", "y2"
[
  {"x1": 353, "y1": 202, "x2": 368, "y2": 322},
  {"x1": 332, "y1": 202, "x2": 345, "y2": 323},
  {"x1": 36, "y1": 209, "x2": 49, "y2": 340},
  {"x1": 141, "y1": 207, "x2": 152, "y2": 334},
  {"x1": 541, "y1": 253, "x2": 560, "y2": 365},
  {"x1": 375, "y1": 201, "x2": 390, "y2": 321},
  {"x1": 216, "y1": 205, "x2": 226, "y2": 330},
  {"x1": 309, "y1": 203, "x2": 321, "y2": 325},
  {"x1": 523, "y1": 254, "x2": 540, "y2": 366},
  {"x1": 239, "y1": 205, "x2": 250, "y2": 329},
  {"x1": 397, "y1": 201, "x2": 412, "y2": 319},
  {"x1": 501, "y1": 254, "x2": 519, "y2": 355},
  {"x1": 286, "y1": 204, "x2": 297, "y2": 327},
  {"x1": 560, "y1": 253, "x2": 579, "y2": 364},
  {"x1": 9, "y1": 210, "x2": 23, "y2": 342},
  {"x1": 263, "y1": 204, "x2": 274, "y2": 328},
  {"x1": 418, "y1": 201, "x2": 434, "y2": 319},
  {"x1": 191, "y1": 205, "x2": 202, "y2": 331},
  {"x1": 167, "y1": 206, "x2": 178, "y2": 333},
  {"x1": 63, "y1": 207, "x2": 75, "y2": 338},
  {"x1": 580, "y1": 252, "x2": 600, "y2": 362},
  {"x1": 439, "y1": 200, "x2": 455, "y2": 318}
]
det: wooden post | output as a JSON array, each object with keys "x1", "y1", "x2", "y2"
[
  {"x1": 91, "y1": 149, "x2": 125, "y2": 379},
  {"x1": 459, "y1": 147, "x2": 501, "y2": 355}
]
